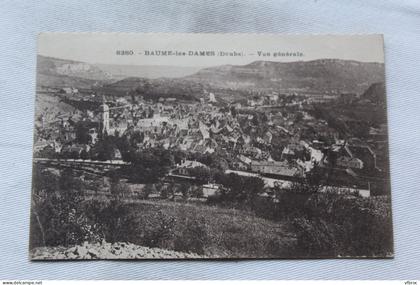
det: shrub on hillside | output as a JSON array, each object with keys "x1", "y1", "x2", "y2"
[
  {"x1": 30, "y1": 167, "x2": 102, "y2": 248},
  {"x1": 293, "y1": 193, "x2": 393, "y2": 257},
  {"x1": 141, "y1": 210, "x2": 176, "y2": 249},
  {"x1": 174, "y1": 215, "x2": 208, "y2": 255}
]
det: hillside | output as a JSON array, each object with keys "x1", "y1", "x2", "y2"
[
  {"x1": 97, "y1": 64, "x2": 203, "y2": 79},
  {"x1": 185, "y1": 59, "x2": 385, "y2": 94},
  {"x1": 361, "y1": 82, "x2": 386, "y2": 105},
  {"x1": 98, "y1": 77, "x2": 207, "y2": 102},
  {"x1": 37, "y1": 55, "x2": 114, "y2": 88}
]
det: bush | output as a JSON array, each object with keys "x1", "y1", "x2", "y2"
[
  {"x1": 86, "y1": 199, "x2": 139, "y2": 243},
  {"x1": 30, "y1": 168, "x2": 103, "y2": 248},
  {"x1": 141, "y1": 210, "x2": 176, "y2": 248},
  {"x1": 176, "y1": 182, "x2": 190, "y2": 200},
  {"x1": 142, "y1": 184, "x2": 155, "y2": 199},
  {"x1": 174, "y1": 215, "x2": 208, "y2": 255},
  {"x1": 292, "y1": 193, "x2": 393, "y2": 257},
  {"x1": 190, "y1": 185, "x2": 203, "y2": 198},
  {"x1": 293, "y1": 217, "x2": 338, "y2": 257}
]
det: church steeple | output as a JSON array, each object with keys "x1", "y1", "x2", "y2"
[{"x1": 99, "y1": 96, "x2": 109, "y2": 135}]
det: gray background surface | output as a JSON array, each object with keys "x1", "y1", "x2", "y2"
[{"x1": 0, "y1": 0, "x2": 419, "y2": 279}]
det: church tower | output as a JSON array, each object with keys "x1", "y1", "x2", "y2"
[{"x1": 99, "y1": 97, "x2": 110, "y2": 135}]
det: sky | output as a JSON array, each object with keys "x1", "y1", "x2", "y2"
[{"x1": 38, "y1": 33, "x2": 385, "y2": 67}]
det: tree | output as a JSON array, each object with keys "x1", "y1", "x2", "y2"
[
  {"x1": 216, "y1": 173, "x2": 264, "y2": 203},
  {"x1": 128, "y1": 147, "x2": 173, "y2": 183},
  {"x1": 142, "y1": 184, "x2": 155, "y2": 200},
  {"x1": 244, "y1": 176, "x2": 265, "y2": 202},
  {"x1": 187, "y1": 167, "x2": 210, "y2": 183},
  {"x1": 294, "y1": 112, "x2": 303, "y2": 123},
  {"x1": 109, "y1": 171, "x2": 128, "y2": 199},
  {"x1": 91, "y1": 136, "x2": 117, "y2": 161},
  {"x1": 230, "y1": 106, "x2": 237, "y2": 117},
  {"x1": 177, "y1": 182, "x2": 190, "y2": 200},
  {"x1": 290, "y1": 165, "x2": 324, "y2": 194},
  {"x1": 80, "y1": 149, "x2": 89, "y2": 160},
  {"x1": 75, "y1": 122, "x2": 90, "y2": 144}
]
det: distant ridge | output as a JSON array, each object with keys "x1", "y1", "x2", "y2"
[
  {"x1": 37, "y1": 56, "x2": 385, "y2": 100},
  {"x1": 185, "y1": 59, "x2": 385, "y2": 94}
]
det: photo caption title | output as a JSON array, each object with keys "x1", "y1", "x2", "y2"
[{"x1": 116, "y1": 50, "x2": 304, "y2": 58}]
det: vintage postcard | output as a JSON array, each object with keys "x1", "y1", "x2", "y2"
[{"x1": 30, "y1": 33, "x2": 393, "y2": 259}]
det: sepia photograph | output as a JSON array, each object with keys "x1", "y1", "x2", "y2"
[{"x1": 29, "y1": 33, "x2": 393, "y2": 260}]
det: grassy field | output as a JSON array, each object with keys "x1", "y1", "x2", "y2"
[{"x1": 105, "y1": 199, "x2": 297, "y2": 258}]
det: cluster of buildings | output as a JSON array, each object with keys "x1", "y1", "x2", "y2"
[{"x1": 34, "y1": 87, "x2": 385, "y2": 197}]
